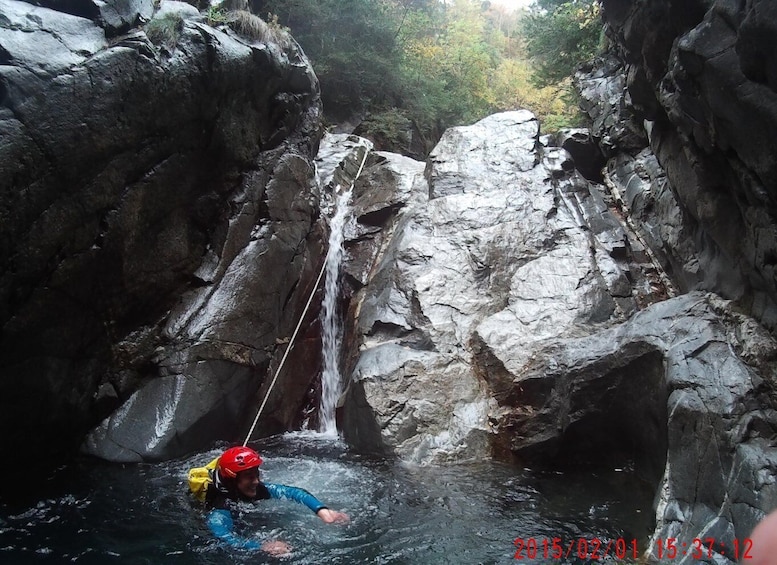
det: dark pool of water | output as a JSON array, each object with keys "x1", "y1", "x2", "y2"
[{"x1": 0, "y1": 433, "x2": 654, "y2": 564}]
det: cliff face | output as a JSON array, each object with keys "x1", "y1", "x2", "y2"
[
  {"x1": 0, "y1": 0, "x2": 323, "y2": 470},
  {"x1": 312, "y1": 1, "x2": 777, "y2": 557},
  {"x1": 331, "y1": 112, "x2": 665, "y2": 464},
  {"x1": 561, "y1": 0, "x2": 777, "y2": 558},
  {"x1": 322, "y1": 111, "x2": 775, "y2": 562},
  {"x1": 3, "y1": 2, "x2": 777, "y2": 555},
  {"x1": 578, "y1": 0, "x2": 777, "y2": 330}
]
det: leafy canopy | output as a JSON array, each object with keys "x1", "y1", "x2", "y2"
[
  {"x1": 522, "y1": 0, "x2": 601, "y2": 87},
  {"x1": 253, "y1": 0, "x2": 603, "y2": 152}
]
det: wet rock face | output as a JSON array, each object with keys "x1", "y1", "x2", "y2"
[
  {"x1": 0, "y1": 0, "x2": 322, "y2": 467},
  {"x1": 564, "y1": 0, "x2": 777, "y2": 557},
  {"x1": 335, "y1": 111, "x2": 661, "y2": 463},
  {"x1": 487, "y1": 292, "x2": 777, "y2": 561},
  {"x1": 582, "y1": 0, "x2": 777, "y2": 330},
  {"x1": 575, "y1": 54, "x2": 649, "y2": 156},
  {"x1": 23, "y1": 0, "x2": 154, "y2": 35},
  {"x1": 331, "y1": 109, "x2": 777, "y2": 561}
]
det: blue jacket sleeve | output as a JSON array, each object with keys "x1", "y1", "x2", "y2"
[
  {"x1": 264, "y1": 483, "x2": 327, "y2": 513},
  {"x1": 206, "y1": 509, "x2": 261, "y2": 550}
]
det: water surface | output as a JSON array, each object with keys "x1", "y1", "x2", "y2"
[{"x1": 0, "y1": 433, "x2": 653, "y2": 564}]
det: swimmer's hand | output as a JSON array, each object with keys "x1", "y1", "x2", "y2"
[
  {"x1": 316, "y1": 508, "x2": 350, "y2": 524},
  {"x1": 261, "y1": 540, "x2": 291, "y2": 556}
]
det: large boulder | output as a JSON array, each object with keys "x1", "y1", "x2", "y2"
[
  {"x1": 482, "y1": 291, "x2": 777, "y2": 563},
  {"x1": 0, "y1": 0, "x2": 323, "y2": 469},
  {"x1": 331, "y1": 110, "x2": 777, "y2": 562},
  {"x1": 338, "y1": 111, "x2": 661, "y2": 463}
]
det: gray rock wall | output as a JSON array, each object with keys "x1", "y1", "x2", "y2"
[
  {"x1": 0, "y1": 0, "x2": 323, "y2": 469},
  {"x1": 335, "y1": 111, "x2": 664, "y2": 463},
  {"x1": 536, "y1": 0, "x2": 777, "y2": 558},
  {"x1": 488, "y1": 291, "x2": 777, "y2": 563},
  {"x1": 330, "y1": 106, "x2": 777, "y2": 562},
  {"x1": 578, "y1": 0, "x2": 777, "y2": 330}
]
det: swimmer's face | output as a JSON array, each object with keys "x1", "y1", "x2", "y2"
[{"x1": 236, "y1": 467, "x2": 260, "y2": 498}]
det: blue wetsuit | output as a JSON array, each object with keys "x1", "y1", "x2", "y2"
[{"x1": 204, "y1": 476, "x2": 327, "y2": 549}]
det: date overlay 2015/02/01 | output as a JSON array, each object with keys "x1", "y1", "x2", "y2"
[{"x1": 512, "y1": 537, "x2": 754, "y2": 561}]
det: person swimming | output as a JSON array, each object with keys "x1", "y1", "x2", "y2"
[{"x1": 189, "y1": 446, "x2": 349, "y2": 556}]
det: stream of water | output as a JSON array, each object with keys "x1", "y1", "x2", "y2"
[
  {"x1": 0, "y1": 433, "x2": 654, "y2": 565},
  {"x1": 318, "y1": 185, "x2": 353, "y2": 436}
]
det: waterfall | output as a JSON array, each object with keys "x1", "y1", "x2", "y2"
[{"x1": 318, "y1": 184, "x2": 353, "y2": 436}]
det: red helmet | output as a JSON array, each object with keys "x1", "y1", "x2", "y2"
[{"x1": 218, "y1": 446, "x2": 263, "y2": 479}]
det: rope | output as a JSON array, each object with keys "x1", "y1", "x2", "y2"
[
  {"x1": 242, "y1": 258, "x2": 327, "y2": 446},
  {"x1": 242, "y1": 144, "x2": 370, "y2": 446}
]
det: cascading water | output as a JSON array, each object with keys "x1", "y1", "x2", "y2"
[{"x1": 318, "y1": 184, "x2": 353, "y2": 436}]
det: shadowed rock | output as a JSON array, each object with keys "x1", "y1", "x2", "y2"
[
  {"x1": 479, "y1": 292, "x2": 777, "y2": 562},
  {"x1": 0, "y1": 0, "x2": 323, "y2": 469},
  {"x1": 580, "y1": 0, "x2": 777, "y2": 331}
]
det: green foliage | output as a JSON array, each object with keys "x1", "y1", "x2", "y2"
[
  {"x1": 258, "y1": 0, "x2": 402, "y2": 119},
  {"x1": 488, "y1": 59, "x2": 582, "y2": 134},
  {"x1": 146, "y1": 12, "x2": 184, "y2": 50},
  {"x1": 251, "y1": 0, "x2": 601, "y2": 150},
  {"x1": 522, "y1": 0, "x2": 601, "y2": 87},
  {"x1": 206, "y1": 5, "x2": 230, "y2": 25},
  {"x1": 357, "y1": 108, "x2": 414, "y2": 151},
  {"x1": 393, "y1": 0, "x2": 506, "y2": 146}
]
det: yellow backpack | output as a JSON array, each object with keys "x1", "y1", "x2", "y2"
[{"x1": 187, "y1": 457, "x2": 219, "y2": 502}]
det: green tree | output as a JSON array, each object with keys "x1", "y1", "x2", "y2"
[
  {"x1": 397, "y1": 0, "x2": 506, "y2": 146},
  {"x1": 255, "y1": 0, "x2": 404, "y2": 118},
  {"x1": 251, "y1": 0, "x2": 598, "y2": 151},
  {"x1": 522, "y1": 0, "x2": 601, "y2": 87}
]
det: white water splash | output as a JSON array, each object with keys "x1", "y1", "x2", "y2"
[{"x1": 318, "y1": 186, "x2": 353, "y2": 436}]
